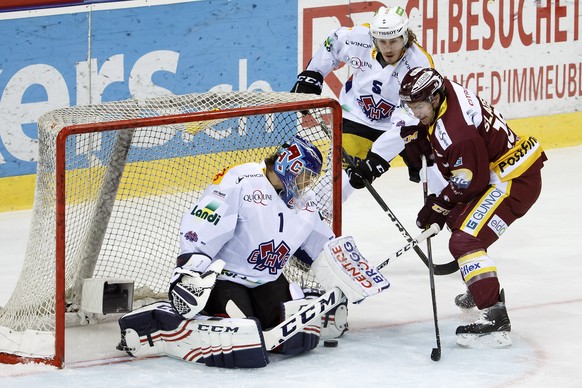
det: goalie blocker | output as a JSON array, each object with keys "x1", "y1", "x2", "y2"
[{"x1": 117, "y1": 236, "x2": 389, "y2": 368}]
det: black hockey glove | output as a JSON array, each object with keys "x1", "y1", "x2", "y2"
[
  {"x1": 291, "y1": 70, "x2": 324, "y2": 95},
  {"x1": 400, "y1": 125, "x2": 434, "y2": 172},
  {"x1": 416, "y1": 194, "x2": 455, "y2": 230},
  {"x1": 346, "y1": 151, "x2": 390, "y2": 189},
  {"x1": 399, "y1": 150, "x2": 421, "y2": 183}
]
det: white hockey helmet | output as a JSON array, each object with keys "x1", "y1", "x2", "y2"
[{"x1": 370, "y1": 6, "x2": 409, "y2": 45}]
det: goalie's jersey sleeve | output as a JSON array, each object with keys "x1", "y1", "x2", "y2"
[
  {"x1": 306, "y1": 24, "x2": 434, "y2": 135},
  {"x1": 178, "y1": 162, "x2": 334, "y2": 288}
]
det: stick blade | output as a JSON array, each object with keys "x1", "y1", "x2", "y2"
[{"x1": 225, "y1": 300, "x2": 246, "y2": 318}]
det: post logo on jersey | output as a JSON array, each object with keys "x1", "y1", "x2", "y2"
[
  {"x1": 357, "y1": 95, "x2": 395, "y2": 121},
  {"x1": 247, "y1": 240, "x2": 291, "y2": 275}
]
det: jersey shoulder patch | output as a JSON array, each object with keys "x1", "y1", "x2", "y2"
[
  {"x1": 212, "y1": 166, "x2": 231, "y2": 184},
  {"x1": 212, "y1": 163, "x2": 265, "y2": 185}
]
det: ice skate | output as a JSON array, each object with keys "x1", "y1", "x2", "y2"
[{"x1": 456, "y1": 290, "x2": 511, "y2": 348}]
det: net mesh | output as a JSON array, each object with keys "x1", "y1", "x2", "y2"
[{"x1": 0, "y1": 91, "x2": 338, "y2": 346}]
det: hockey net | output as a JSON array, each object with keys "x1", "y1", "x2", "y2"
[{"x1": 0, "y1": 91, "x2": 342, "y2": 368}]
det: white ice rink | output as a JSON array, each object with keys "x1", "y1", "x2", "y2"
[{"x1": 1, "y1": 145, "x2": 581, "y2": 387}]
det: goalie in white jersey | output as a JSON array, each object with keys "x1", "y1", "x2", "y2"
[
  {"x1": 174, "y1": 135, "x2": 335, "y2": 330},
  {"x1": 117, "y1": 136, "x2": 390, "y2": 368},
  {"x1": 292, "y1": 5, "x2": 435, "y2": 200}
]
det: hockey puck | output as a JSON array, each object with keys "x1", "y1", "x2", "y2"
[{"x1": 323, "y1": 339, "x2": 338, "y2": 348}]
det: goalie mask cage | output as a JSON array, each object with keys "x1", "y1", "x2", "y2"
[{"x1": 0, "y1": 91, "x2": 342, "y2": 368}]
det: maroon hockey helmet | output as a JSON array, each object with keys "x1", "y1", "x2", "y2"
[{"x1": 399, "y1": 67, "x2": 445, "y2": 103}]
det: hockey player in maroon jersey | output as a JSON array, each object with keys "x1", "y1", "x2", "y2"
[{"x1": 398, "y1": 67, "x2": 547, "y2": 347}]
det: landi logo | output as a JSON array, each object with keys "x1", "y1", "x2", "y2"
[{"x1": 191, "y1": 201, "x2": 222, "y2": 225}]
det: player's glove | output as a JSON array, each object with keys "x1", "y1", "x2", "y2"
[
  {"x1": 291, "y1": 70, "x2": 324, "y2": 95},
  {"x1": 400, "y1": 125, "x2": 434, "y2": 171},
  {"x1": 346, "y1": 151, "x2": 390, "y2": 189},
  {"x1": 399, "y1": 150, "x2": 421, "y2": 183},
  {"x1": 416, "y1": 194, "x2": 455, "y2": 230}
]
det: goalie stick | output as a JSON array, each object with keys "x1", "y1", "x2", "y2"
[
  {"x1": 226, "y1": 287, "x2": 345, "y2": 351},
  {"x1": 224, "y1": 228, "x2": 441, "y2": 352},
  {"x1": 308, "y1": 112, "x2": 458, "y2": 276}
]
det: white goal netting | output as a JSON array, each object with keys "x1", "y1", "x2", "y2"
[{"x1": 0, "y1": 91, "x2": 341, "y2": 365}]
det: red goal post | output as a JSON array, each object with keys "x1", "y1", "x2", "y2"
[{"x1": 0, "y1": 91, "x2": 342, "y2": 368}]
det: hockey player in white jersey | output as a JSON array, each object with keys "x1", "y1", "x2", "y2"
[
  {"x1": 117, "y1": 136, "x2": 390, "y2": 368},
  {"x1": 292, "y1": 5, "x2": 435, "y2": 201}
]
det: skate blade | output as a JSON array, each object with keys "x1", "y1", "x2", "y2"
[{"x1": 456, "y1": 331, "x2": 512, "y2": 349}]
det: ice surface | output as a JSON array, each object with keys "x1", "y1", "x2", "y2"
[{"x1": 1, "y1": 145, "x2": 581, "y2": 387}]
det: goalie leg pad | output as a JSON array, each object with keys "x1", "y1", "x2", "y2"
[
  {"x1": 321, "y1": 296, "x2": 349, "y2": 339},
  {"x1": 117, "y1": 301, "x2": 184, "y2": 357},
  {"x1": 117, "y1": 301, "x2": 269, "y2": 368},
  {"x1": 304, "y1": 288, "x2": 349, "y2": 339},
  {"x1": 311, "y1": 236, "x2": 390, "y2": 303},
  {"x1": 188, "y1": 316, "x2": 269, "y2": 368},
  {"x1": 277, "y1": 299, "x2": 322, "y2": 356}
]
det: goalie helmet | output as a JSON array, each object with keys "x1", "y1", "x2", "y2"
[
  {"x1": 370, "y1": 6, "x2": 410, "y2": 46},
  {"x1": 399, "y1": 67, "x2": 445, "y2": 103},
  {"x1": 273, "y1": 135, "x2": 323, "y2": 208}
]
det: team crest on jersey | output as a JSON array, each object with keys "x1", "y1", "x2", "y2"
[
  {"x1": 357, "y1": 95, "x2": 395, "y2": 121},
  {"x1": 247, "y1": 240, "x2": 291, "y2": 275},
  {"x1": 184, "y1": 231, "x2": 198, "y2": 242}
]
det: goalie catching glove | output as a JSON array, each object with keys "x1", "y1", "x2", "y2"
[
  {"x1": 169, "y1": 254, "x2": 225, "y2": 319},
  {"x1": 311, "y1": 236, "x2": 390, "y2": 303}
]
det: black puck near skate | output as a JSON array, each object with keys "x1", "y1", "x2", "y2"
[{"x1": 323, "y1": 339, "x2": 338, "y2": 348}]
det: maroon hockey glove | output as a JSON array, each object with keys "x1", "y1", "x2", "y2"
[
  {"x1": 400, "y1": 125, "x2": 434, "y2": 170},
  {"x1": 346, "y1": 151, "x2": 390, "y2": 189},
  {"x1": 416, "y1": 194, "x2": 454, "y2": 230}
]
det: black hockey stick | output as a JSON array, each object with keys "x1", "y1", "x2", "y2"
[
  {"x1": 422, "y1": 156, "x2": 442, "y2": 361},
  {"x1": 309, "y1": 112, "x2": 457, "y2": 275}
]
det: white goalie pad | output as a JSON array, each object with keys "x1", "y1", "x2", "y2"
[
  {"x1": 311, "y1": 236, "x2": 390, "y2": 303},
  {"x1": 118, "y1": 301, "x2": 269, "y2": 368}
]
